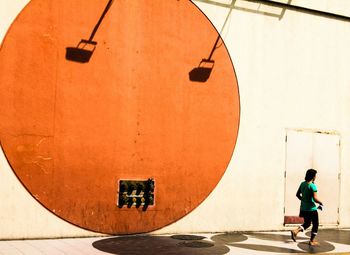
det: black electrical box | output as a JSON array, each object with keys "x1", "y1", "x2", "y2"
[{"x1": 117, "y1": 178, "x2": 155, "y2": 209}]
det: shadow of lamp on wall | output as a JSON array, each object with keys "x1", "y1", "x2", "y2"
[
  {"x1": 188, "y1": 37, "x2": 218, "y2": 82},
  {"x1": 66, "y1": 0, "x2": 114, "y2": 63},
  {"x1": 189, "y1": 0, "x2": 234, "y2": 82}
]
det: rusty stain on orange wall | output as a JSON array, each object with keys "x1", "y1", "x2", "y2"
[{"x1": 0, "y1": 0, "x2": 240, "y2": 234}]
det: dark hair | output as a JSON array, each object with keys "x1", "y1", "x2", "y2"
[{"x1": 305, "y1": 169, "x2": 317, "y2": 181}]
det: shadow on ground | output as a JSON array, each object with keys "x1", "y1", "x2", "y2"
[
  {"x1": 92, "y1": 230, "x2": 350, "y2": 255},
  {"x1": 92, "y1": 235, "x2": 229, "y2": 255},
  {"x1": 306, "y1": 229, "x2": 350, "y2": 245}
]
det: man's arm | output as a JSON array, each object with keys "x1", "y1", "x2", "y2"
[
  {"x1": 296, "y1": 187, "x2": 302, "y2": 200},
  {"x1": 313, "y1": 192, "x2": 323, "y2": 205}
]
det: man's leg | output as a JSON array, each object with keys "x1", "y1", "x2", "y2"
[
  {"x1": 309, "y1": 211, "x2": 319, "y2": 246},
  {"x1": 291, "y1": 211, "x2": 311, "y2": 241}
]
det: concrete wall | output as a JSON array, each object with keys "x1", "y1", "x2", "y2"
[{"x1": 1, "y1": 0, "x2": 350, "y2": 239}]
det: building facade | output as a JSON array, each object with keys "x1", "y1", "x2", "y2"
[{"x1": 0, "y1": 0, "x2": 349, "y2": 239}]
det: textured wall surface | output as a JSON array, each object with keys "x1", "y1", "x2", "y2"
[{"x1": 0, "y1": 0, "x2": 239, "y2": 234}]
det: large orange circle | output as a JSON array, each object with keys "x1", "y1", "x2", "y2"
[{"x1": 0, "y1": 0, "x2": 240, "y2": 234}]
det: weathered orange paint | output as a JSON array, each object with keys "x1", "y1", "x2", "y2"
[{"x1": 0, "y1": 0, "x2": 240, "y2": 234}]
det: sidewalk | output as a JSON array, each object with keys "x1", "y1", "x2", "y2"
[{"x1": 0, "y1": 229, "x2": 349, "y2": 255}]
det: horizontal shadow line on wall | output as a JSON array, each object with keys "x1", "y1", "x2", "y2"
[{"x1": 194, "y1": 0, "x2": 350, "y2": 22}]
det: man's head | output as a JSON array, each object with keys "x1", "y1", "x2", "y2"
[{"x1": 305, "y1": 169, "x2": 317, "y2": 182}]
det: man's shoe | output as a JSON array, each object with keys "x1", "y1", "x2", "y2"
[
  {"x1": 309, "y1": 240, "x2": 320, "y2": 246},
  {"x1": 291, "y1": 230, "x2": 297, "y2": 242}
]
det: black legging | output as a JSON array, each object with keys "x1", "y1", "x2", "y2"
[{"x1": 301, "y1": 210, "x2": 319, "y2": 236}]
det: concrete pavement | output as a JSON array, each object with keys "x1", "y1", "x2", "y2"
[{"x1": 0, "y1": 229, "x2": 349, "y2": 254}]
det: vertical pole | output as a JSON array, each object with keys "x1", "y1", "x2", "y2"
[{"x1": 88, "y1": 0, "x2": 115, "y2": 42}]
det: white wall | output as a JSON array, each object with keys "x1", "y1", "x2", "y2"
[{"x1": 1, "y1": 0, "x2": 350, "y2": 239}]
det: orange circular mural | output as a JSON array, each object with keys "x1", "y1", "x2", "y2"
[{"x1": 0, "y1": 0, "x2": 240, "y2": 234}]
